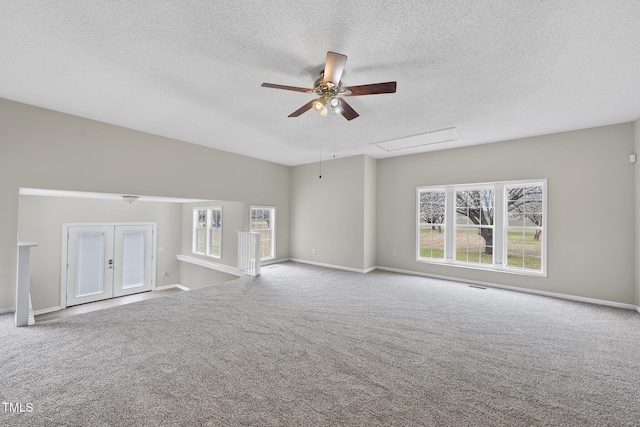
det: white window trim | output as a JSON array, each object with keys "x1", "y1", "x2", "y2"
[
  {"x1": 416, "y1": 179, "x2": 547, "y2": 277},
  {"x1": 453, "y1": 185, "x2": 496, "y2": 267},
  {"x1": 417, "y1": 187, "x2": 447, "y2": 261},
  {"x1": 192, "y1": 207, "x2": 223, "y2": 258},
  {"x1": 250, "y1": 205, "x2": 276, "y2": 260},
  {"x1": 192, "y1": 208, "x2": 207, "y2": 255},
  {"x1": 206, "y1": 207, "x2": 222, "y2": 259}
]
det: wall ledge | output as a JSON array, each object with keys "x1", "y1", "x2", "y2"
[{"x1": 177, "y1": 255, "x2": 242, "y2": 277}]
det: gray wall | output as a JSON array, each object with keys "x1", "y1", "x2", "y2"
[
  {"x1": 377, "y1": 124, "x2": 636, "y2": 304},
  {"x1": 290, "y1": 155, "x2": 376, "y2": 272},
  {"x1": 2, "y1": 96, "x2": 638, "y2": 310},
  {"x1": 0, "y1": 98, "x2": 290, "y2": 311},
  {"x1": 17, "y1": 196, "x2": 183, "y2": 310},
  {"x1": 635, "y1": 118, "x2": 640, "y2": 307}
]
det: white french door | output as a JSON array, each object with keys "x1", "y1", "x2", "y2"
[{"x1": 65, "y1": 224, "x2": 154, "y2": 307}]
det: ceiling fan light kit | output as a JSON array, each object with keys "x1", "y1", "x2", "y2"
[{"x1": 262, "y1": 51, "x2": 397, "y2": 121}]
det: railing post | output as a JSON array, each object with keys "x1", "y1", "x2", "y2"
[
  {"x1": 237, "y1": 232, "x2": 261, "y2": 276},
  {"x1": 253, "y1": 232, "x2": 261, "y2": 276},
  {"x1": 16, "y1": 242, "x2": 37, "y2": 327}
]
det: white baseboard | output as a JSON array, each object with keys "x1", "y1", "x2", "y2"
[
  {"x1": 32, "y1": 287, "x2": 190, "y2": 316},
  {"x1": 290, "y1": 258, "x2": 376, "y2": 274},
  {"x1": 376, "y1": 266, "x2": 638, "y2": 311},
  {"x1": 33, "y1": 306, "x2": 62, "y2": 316},
  {"x1": 261, "y1": 257, "x2": 291, "y2": 266},
  {"x1": 0, "y1": 306, "x2": 15, "y2": 315},
  {"x1": 156, "y1": 284, "x2": 191, "y2": 291}
]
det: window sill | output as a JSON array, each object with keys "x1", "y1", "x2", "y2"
[{"x1": 415, "y1": 257, "x2": 547, "y2": 278}]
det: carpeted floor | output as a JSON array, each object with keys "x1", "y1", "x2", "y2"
[{"x1": 2, "y1": 262, "x2": 640, "y2": 426}]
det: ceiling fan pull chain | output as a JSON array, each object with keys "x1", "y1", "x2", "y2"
[
  {"x1": 333, "y1": 113, "x2": 337, "y2": 159},
  {"x1": 319, "y1": 115, "x2": 323, "y2": 179}
]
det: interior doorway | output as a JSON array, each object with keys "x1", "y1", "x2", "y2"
[{"x1": 62, "y1": 223, "x2": 156, "y2": 307}]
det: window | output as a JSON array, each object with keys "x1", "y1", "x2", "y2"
[
  {"x1": 418, "y1": 189, "x2": 446, "y2": 260},
  {"x1": 250, "y1": 206, "x2": 275, "y2": 260},
  {"x1": 505, "y1": 184, "x2": 543, "y2": 271},
  {"x1": 208, "y1": 207, "x2": 222, "y2": 258},
  {"x1": 455, "y1": 188, "x2": 494, "y2": 265},
  {"x1": 193, "y1": 209, "x2": 207, "y2": 255},
  {"x1": 417, "y1": 180, "x2": 546, "y2": 275},
  {"x1": 193, "y1": 207, "x2": 222, "y2": 258}
]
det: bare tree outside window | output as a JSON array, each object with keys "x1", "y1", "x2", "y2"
[{"x1": 417, "y1": 181, "x2": 545, "y2": 272}]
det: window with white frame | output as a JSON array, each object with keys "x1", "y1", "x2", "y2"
[
  {"x1": 208, "y1": 207, "x2": 222, "y2": 258},
  {"x1": 505, "y1": 184, "x2": 543, "y2": 271},
  {"x1": 250, "y1": 206, "x2": 275, "y2": 260},
  {"x1": 455, "y1": 188, "x2": 494, "y2": 265},
  {"x1": 418, "y1": 189, "x2": 446, "y2": 260},
  {"x1": 193, "y1": 207, "x2": 222, "y2": 258},
  {"x1": 417, "y1": 180, "x2": 546, "y2": 275},
  {"x1": 193, "y1": 208, "x2": 207, "y2": 255}
]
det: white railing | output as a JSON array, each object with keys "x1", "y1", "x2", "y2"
[{"x1": 237, "y1": 232, "x2": 260, "y2": 276}]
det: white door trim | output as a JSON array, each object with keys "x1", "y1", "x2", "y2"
[{"x1": 61, "y1": 222, "x2": 157, "y2": 310}]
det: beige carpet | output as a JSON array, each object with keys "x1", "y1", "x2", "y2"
[{"x1": 2, "y1": 262, "x2": 639, "y2": 426}]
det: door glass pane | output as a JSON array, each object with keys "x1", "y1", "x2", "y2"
[
  {"x1": 122, "y1": 231, "x2": 145, "y2": 289},
  {"x1": 76, "y1": 232, "x2": 105, "y2": 297}
]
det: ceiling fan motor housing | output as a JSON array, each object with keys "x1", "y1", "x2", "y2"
[{"x1": 313, "y1": 74, "x2": 352, "y2": 97}]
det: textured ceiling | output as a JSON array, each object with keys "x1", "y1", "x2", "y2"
[{"x1": 1, "y1": 1, "x2": 639, "y2": 166}]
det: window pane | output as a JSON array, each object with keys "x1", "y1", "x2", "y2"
[
  {"x1": 456, "y1": 227, "x2": 492, "y2": 265},
  {"x1": 193, "y1": 208, "x2": 208, "y2": 255},
  {"x1": 507, "y1": 229, "x2": 542, "y2": 270},
  {"x1": 528, "y1": 213, "x2": 543, "y2": 227},
  {"x1": 259, "y1": 230, "x2": 271, "y2": 258},
  {"x1": 196, "y1": 228, "x2": 206, "y2": 254},
  {"x1": 419, "y1": 225, "x2": 445, "y2": 259},
  {"x1": 251, "y1": 207, "x2": 275, "y2": 259},
  {"x1": 456, "y1": 210, "x2": 469, "y2": 225},
  {"x1": 508, "y1": 212, "x2": 524, "y2": 227},
  {"x1": 209, "y1": 229, "x2": 221, "y2": 257},
  {"x1": 76, "y1": 232, "x2": 105, "y2": 296},
  {"x1": 122, "y1": 231, "x2": 145, "y2": 288},
  {"x1": 419, "y1": 191, "x2": 445, "y2": 225},
  {"x1": 251, "y1": 210, "x2": 270, "y2": 229},
  {"x1": 456, "y1": 189, "x2": 494, "y2": 226},
  {"x1": 197, "y1": 209, "x2": 206, "y2": 226},
  {"x1": 210, "y1": 209, "x2": 221, "y2": 229},
  {"x1": 418, "y1": 190, "x2": 446, "y2": 260}
]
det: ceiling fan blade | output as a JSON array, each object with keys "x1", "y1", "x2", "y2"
[
  {"x1": 288, "y1": 100, "x2": 315, "y2": 117},
  {"x1": 345, "y1": 81, "x2": 397, "y2": 96},
  {"x1": 338, "y1": 98, "x2": 359, "y2": 121},
  {"x1": 323, "y1": 51, "x2": 347, "y2": 88},
  {"x1": 261, "y1": 83, "x2": 312, "y2": 93}
]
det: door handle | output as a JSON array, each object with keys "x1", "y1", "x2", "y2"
[{"x1": 108, "y1": 259, "x2": 113, "y2": 269}]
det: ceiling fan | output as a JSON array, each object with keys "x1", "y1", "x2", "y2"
[{"x1": 261, "y1": 51, "x2": 397, "y2": 121}]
